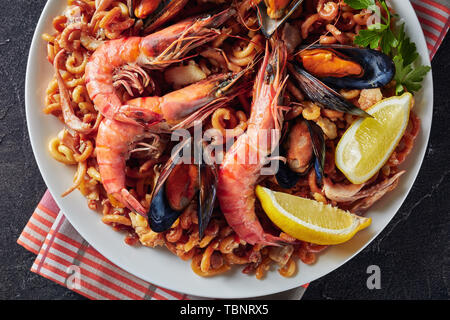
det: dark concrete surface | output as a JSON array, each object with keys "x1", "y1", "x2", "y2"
[{"x1": 0, "y1": 1, "x2": 448, "y2": 300}]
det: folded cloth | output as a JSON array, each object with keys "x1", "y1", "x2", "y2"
[
  {"x1": 410, "y1": 0, "x2": 449, "y2": 59},
  {"x1": 18, "y1": 1, "x2": 449, "y2": 300},
  {"x1": 17, "y1": 190, "x2": 309, "y2": 300}
]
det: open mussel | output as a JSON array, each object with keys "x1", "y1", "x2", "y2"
[
  {"x1": 289, "y1": 44, "x2": 396, "y2": 118},
  {"x1": 148, "y1": 179, "x2": 185, "y2": 232},
  {"x1": 148, "y1": 136, "x2": 217, "y2": 238},
  {"x1": 297, "y1": 45, "x2": 395, "y2": 90},
  {"x1": 197, "y1": 153, "x2": 218, "y2": 238},
  {"x1": 275, "y1": 118, "x2": 325, "y2": 188},
  {"x1": 289, "y1": 62, "x2": 371, "y2": 118},
  {"x1": 148, "y1": 136, "x2": 192, "y2": 232},
  {"x1": 257, "y1": 0, "x2": 304, "y2": 38},
  {"x1": 306, "y1": 120, "x2": 325, "y2": 185}
]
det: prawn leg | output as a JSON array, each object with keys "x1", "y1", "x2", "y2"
[
  {"x1": 117, "y1": 72, "x2": 250, "y2": 127},
  {"x1": 85, "y1": 8, "x2": 235, "y2": 122}
]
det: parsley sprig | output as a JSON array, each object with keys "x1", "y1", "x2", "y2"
[{"x1": 344, "y1": 0, "x2": 431, "y2": 94}]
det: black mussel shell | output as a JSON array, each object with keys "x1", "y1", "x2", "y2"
[
  {"x1": 257, "y1": 0, "x2": 305, "y2": 38},
  {"x1": 147, "y1": 137, "x2": 191, "y2": 232},
  {"x1": 198, "y1": 162, "x2": 218, "y2": 239},
  {"x1": 305, "y1": 120, "x2": 325, "y2": 178},
  {"x1": 196, "y1": 138, "x2": 218, "y2": 239},
  {"x1": 298, "y1": 44, "x2": 395, "y2": 90},
  {"x1": 314, "y1": 157, "x2": 323, "y2": 186},
  {"x1": 289, "y1": 63, "x2": 371, "y2": 118},
  {"x1": 276, "y1": 122, "x2": 302, "y2": 188},
  {"x1": 275, "y1": 159, "x2": 302, "y2": 189},
  {"x1": 306, "y1": 120, "x2": 325, "y2": 185},
  {"x1": 149, "y1": 185, "x2": 182, "y2": 232},
  {"x1": 275, "y1": 119, "x2": 325, "y2": 188}
]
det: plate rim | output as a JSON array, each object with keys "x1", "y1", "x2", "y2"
[{"x1": 25, "y1": 0, "x2": 434, "y2": 299}]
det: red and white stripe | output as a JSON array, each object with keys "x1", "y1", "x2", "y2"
[
  {"x1": 18, "y1": 191, "x2": 189, "y2": 300},
  {"x1": 411, "y1": 0, "x2": 450, "y2": 59},
  {"x1": 18, "y1": 1, "x2": 449, "y2": 300},
  {"x1": 18, "y1": 191, "x2": 309, "y2": 300}
]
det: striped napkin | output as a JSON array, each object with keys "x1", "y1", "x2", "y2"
[
  {"x1": 18, "y1": 190, "x2": 309, "y2": 300},
  {"x1": 411, "y1": 0, "x2": 449, "y2": 59},
  {"x1": 18, "y1": 0, "x2": 449, "y2": 300}
]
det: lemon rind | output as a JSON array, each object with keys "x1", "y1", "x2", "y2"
[
  {"x1": 256, "y1": 186, "x2": 371, "y2": 245},
  {"x1": 335, "y1": 93, "x2": 413, "y2": 185}
]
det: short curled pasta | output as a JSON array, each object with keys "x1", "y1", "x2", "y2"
[
  {"x1": 191, "y1": 253, "x2": 231, "y2": 277},
  {"x1": 42, "y1": 0, "x2": 412, "y2": 281},
  {"x1": 278, "y1": 258, "x2": 297, "y2": 277},
  {"x1": 317, "y1": 0, "x2": 339, "y2": 21},
  {"x1": 211, "y1": 107, "x2": 248, "y2": 139},
  {"x1": 301, "y1": 13, "x2": 321, "y2": 39},
  {"x1": 229, "y1": 34, "x2": 263, "y2": 67},
  {"x1": 101, "y1": 214, "x2": 132, "y2": 226}
]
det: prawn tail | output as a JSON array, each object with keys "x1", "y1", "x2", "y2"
[
  {"x1": 120, "y1": 189, "x2": 148, "y2": 217},
  {"x1": 263, "y1": 233, "x2": 302, "y2": 246}
]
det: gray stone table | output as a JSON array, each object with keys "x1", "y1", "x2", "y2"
[{"x1": 0, "y1": 0, "x2": 448, "y2": 299}]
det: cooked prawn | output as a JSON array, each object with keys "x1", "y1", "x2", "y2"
[
  {"x1": 217, "y1": 41, "x2": 288, "y2": 246},
  {"x1": 96, "y1": 118, "x2": 147, "y2": 214},
  {"x1": 96, "y1": 70, "x2": 246, "y2": 215},
  {"x1": 85, "y1": 8, "x2": 234, "y2": 122},
  {"x1": 117, "y1": 72, "x2": 249, "y2": 127}
]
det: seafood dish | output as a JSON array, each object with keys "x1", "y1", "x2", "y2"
[{"x1": 41, "y1": 0, "x2": 429, "y2": 279}]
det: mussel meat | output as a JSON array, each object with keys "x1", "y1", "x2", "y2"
[
  {"x1": 165, "y1": 163, "x2": 199, "y2": 211},
  {"x1": 148, "y1": 136, "x2": 217, "y2": 238},
  {"x1": 285, "y1": 119, "x2": 313, "y2": 174},
  {"x1": 264, "y1": 0, "x2": 292, "y2": 19},
  {"x1": 148, "y1": 136, "x2": 192, "y2": 232},
  {"x1": 297, "y1": 45, "x2": 395, "y2": 90},
  {"x1": 148, "y1": 180, "x2": 183, "y2": 232},
  {"x1": 257, "y1": 0, "x2": 304, "y2": 38},
  {"x1": 288, "y1": 45, "x2": 396, "y2": 117},
  {"x1": 275, "y1": 118, "x2": 325, "y2": 188}
]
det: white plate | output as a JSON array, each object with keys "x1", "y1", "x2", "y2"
[{"x1": 25, "y1": 0, "x2": 433, "y2": 299}]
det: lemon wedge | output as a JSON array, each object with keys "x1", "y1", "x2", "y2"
[
  {"x1": 256, "y1": 186, "x2": 371, "y2": 245},
  {"x1": 336, "y1": 93, "x2": 413, "y2": 184}
]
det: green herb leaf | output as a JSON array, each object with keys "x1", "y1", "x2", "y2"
[
  {"x1": 349, "y1": 1, "x2": 431, "y2": 95},
  {"x1": 354, "y1": 29, "x2": 382, "y2": 49},
  {"x1": 344, "y1": 0, "x2": 375, "y2": 10},
  {"x1": 350, "y1": 1, "x2": 395, "y2": 55},
  {"x1": 367, "y1": 23, "x2": 388, "y2": 31},
  {"x1": 402, "y1": 65, "x2": 431, "y2": 93},
  {"x1": 397, "y1": 24, "x2": 418, "y2": 66},
  {"x1": 393, "y1": 55, "x2": 431, "y2": 95},
  {"x1": 380, "y1": 28, "x2": 398, "y2": 55}
]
